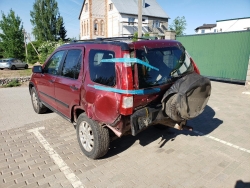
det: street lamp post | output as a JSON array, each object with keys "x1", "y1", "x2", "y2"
[
  {"x1": 138, "y1": 0, "x2": 142, "y2": 38},
  {"x1": 22, "y1": 29, "x2": 28, "y2": 63}
]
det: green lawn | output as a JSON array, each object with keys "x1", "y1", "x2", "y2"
[{"x1": 0, "y1": 67, "x2": 32, "y2": 78}]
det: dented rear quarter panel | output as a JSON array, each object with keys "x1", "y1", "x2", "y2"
[{"x1": 81, "y1": 44, "x2": 123, "y2": 124}]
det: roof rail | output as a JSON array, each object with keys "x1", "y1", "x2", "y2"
[
  {"x1": 95, "y1": 36, "x2": 151, "y2": 41},
  {"x1": 69, "y1": 36, "x2": 152, "y2": 43}
]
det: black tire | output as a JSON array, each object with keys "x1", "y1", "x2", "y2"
[
  {"x1": 164, "y1": 94, "x2": 183, "y2": 122},
  {"x1": 25, "y1": 64, "x2": 28, "y2": 69},
  {"x1": 31, "y1": 87, "x2": 47, "y2": 114},
  {"x1": 76, "y1": 113, "x2": 109, "y2": 159},
  {"x1": 0, "y1": 68, "x2": 3, "y2": 70},
  {"x1": 11, "y1": 65, "x2": 16, "y2": 70}
]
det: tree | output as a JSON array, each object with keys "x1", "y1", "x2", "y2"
[
  {"x1": 169, "y1": 16, "x2": 187, "y2": 36},
  {"x1": 0, "y1": 10, "x2": 25, "y2": 59},
  {"x1": 57, "y1": 15, "x2": 67, "y2": 41},
  {"x1": 30, "y1": 0, "x2": 64, "y2": 41}
]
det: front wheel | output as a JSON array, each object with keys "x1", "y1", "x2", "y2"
[
  {"x1": 31, "y1": 87, "x2": 48, "y2": 114},
  {"x1": 76, "y1": 113, "x2": 109, "y2": 159},
  {"x1": 25, "y1": 64, "x2": 28, "y2": 69},
  {"x1": 11, "y1": 65, "x2": 16, "y2": 70}
]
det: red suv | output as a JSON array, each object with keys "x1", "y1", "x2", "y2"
[{"x1": 29, "y1": 38, "x2": 211, "y2": 159}]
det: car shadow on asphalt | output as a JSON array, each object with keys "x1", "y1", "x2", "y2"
[{"x1": 104, "y1": 105, "x2": 223, "y2": 159}]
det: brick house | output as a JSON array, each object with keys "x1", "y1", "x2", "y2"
[{"x1": 78, "y1": 0, "x2": 169, "y2": 39}]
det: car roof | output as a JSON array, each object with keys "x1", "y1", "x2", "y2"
[{"x1": 58, "y1": 38, "x2": 179, "y2": 51}]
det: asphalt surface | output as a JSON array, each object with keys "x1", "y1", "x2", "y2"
[{"x1": 0, "y1": 81, "x2": 250, "y2": 188}]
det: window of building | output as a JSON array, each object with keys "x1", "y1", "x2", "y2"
[
  {"x1": 201, "y1": 29, "x2": 205, "y2": 33},
  {"x1": 214, "y1": 29, "x2": 216, "y2": 32},
  {"x1": 82, "y1": 22, "x2": 84, "y2": 36},
  {"x1": 84, "y1": 21, "x2": 86, "y2": 36},
  {"x1": 153, "y1": 20, "x2": 160, "y2": 28},
  {"x1": 61, "y1": 50, "x2": 82, "y2": 79},
  {"x1": 94, "y1": 20, "x2": 98, "y2": 35},
  {"x1": 44, "y1": 51, "x2": 65, "y2": 75},
  {"x1": 109, "y1": 3, "x2": 113, "y2": 11},
  {"x1": 87, "y1": 20, "x2": 89, "y2": 35},
  {"x1": 85, "y1": 3, "x2": 88, "y2": 12},
  {"x1": 128, "y1": 17, "x2": 135, "y2": 25},
  {"x1": 89, "y1": 50, "x2": 116, "y2": 86},
  {"x1": 100, "y1": 20, "x2": 104, "y2": 36}
]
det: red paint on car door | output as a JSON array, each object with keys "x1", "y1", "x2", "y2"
[{"x1": 54, "y1": 49, "x2": 83, "y2": 118}]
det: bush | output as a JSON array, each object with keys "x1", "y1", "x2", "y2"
[
  {"x1": 4, "y1": 79, "x2": 21, "y2": 87},
  {"x1": 38, "y1": 40, "x2": 65, "y2": 63},
  {"x1": 133, "y1": 32, "x2": 151, "y2": 41}
]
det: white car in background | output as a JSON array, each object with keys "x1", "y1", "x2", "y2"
[{"x1": 0, "y1": 58, "x2": 28, "y2": 70}]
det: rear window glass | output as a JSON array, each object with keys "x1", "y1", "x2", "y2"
[
  {"x1": 89, "y1": 50, "x2": 116, "y2": 86},
  {"x1": 136, "y1": 46, "x2": 193, "y2": 88}
]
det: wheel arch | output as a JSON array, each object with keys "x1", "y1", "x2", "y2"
[{"x1": 72, "y1": 106, "x2": 85, "y2": 124}]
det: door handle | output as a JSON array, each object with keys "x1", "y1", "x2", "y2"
[
  {"x1": 70, "y1": 85, "x2": 78, "y2": 90},
  {"x1": 49, "y1": 80, "x2": 54, "y2": 83}
]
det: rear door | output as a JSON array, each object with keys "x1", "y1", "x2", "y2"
[
  {"x1": 54, "y1": 48, "x2": 83, "y2": 118},
  {"x1": 37, "y1": 50, "x2": 66, "y2": 110},
  {"x1": 16, "y1": 59, "x2": 23, "y2": 68}
]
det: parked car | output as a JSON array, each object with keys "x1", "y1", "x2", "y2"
[
  {"x1": 29, "y1": 37, "x2": 211, "y2": 159},
  {"x1": 0, "y1": 58, "x2": 28, "y2": 70}
]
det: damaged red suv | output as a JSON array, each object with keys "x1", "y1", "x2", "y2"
[{"x1": 29, "y1": 38, "x2": 211, "y2": 159}]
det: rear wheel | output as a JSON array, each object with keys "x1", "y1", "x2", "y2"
[
  {"x1": 76, "y1": 113, "x2": 109, "y2": 159},
  {"x1": 25, "y1": 64, "x2": 28, "y2": 69},
  {"x1": 31, "y1": 87, "x2": 47, "y2": 114}
]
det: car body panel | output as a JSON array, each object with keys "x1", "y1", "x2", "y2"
[
  {"x1": 81, "y1": 44, "x2": 122, "y2": 124},
  {"x1": 54, "y1": 47, "x2": 84, "y2": 118}
]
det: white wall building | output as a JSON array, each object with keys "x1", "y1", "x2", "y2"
[
  {"x1": 195, "y1": 17, "x2": 250, "y2": 34},
  {"x1": 195, "y1": 24, "x2": 217, "y2": 34},
  {"x1": 78, "y1": 0, "x2": 169, "y2": 40},
  {"x1": 216, "y1": 17, "x2": 250, "y2": 32}
]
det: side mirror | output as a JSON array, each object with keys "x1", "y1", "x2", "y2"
[{"x1": 32, "y1": 65, "x2": 43, "y2": 73}]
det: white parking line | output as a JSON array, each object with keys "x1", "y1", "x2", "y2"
[
  {"x1": 27, "y1": 127, "x2": 84, "y2": 188},
  {"x1": 193, "y1": 130, "x2": 250, "y2": 154},
  {"x1": 242, "y1": 91, "x2": 250, "y2": 95}
]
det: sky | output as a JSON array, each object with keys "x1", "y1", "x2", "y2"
[{"x1": 0, "y1": 0, "x2": 250, "y2": 40}]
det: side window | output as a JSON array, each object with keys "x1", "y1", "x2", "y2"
[
  {"x1": 61, "y1": 50, "x2": 82, "y2": 79},
  {"x1": 44, "y1": 51, "x2": 65, "y2": 75},
  {"x1": 89, "y1": 49, "x2": 116, "y2": 86}
]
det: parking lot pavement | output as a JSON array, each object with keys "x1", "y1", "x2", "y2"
[
  {"x1": 0, "y1": 87, "x2": 57, "y2": 131},
  {"x1": 0, "y1": 81, "x2": 250, "y2": 188}
]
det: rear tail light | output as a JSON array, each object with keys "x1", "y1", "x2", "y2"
[
  {"x1": 191, "y1": 58, "x2": 200, "y2": 74},
  {"x1": 120, "y1": 95, "x2": 133, "y2": 115},
  {"x1": 120, "y1": 52, "x2": 134, "y2": 115}
]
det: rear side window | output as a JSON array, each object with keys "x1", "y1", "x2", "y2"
[
  {"x1": 44, "y1": 51, "x2": 65, "y2": 75},
  {"x1": 61, "y1": 50, "x2": 82, "y2": 79},
  {"x1": 89, "y1": 49, "x2": 116, "y2": 86}
]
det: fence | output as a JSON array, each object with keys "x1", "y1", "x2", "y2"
[{"x1": 176, "y1": 31, "x2": 250, "y2": 83}]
